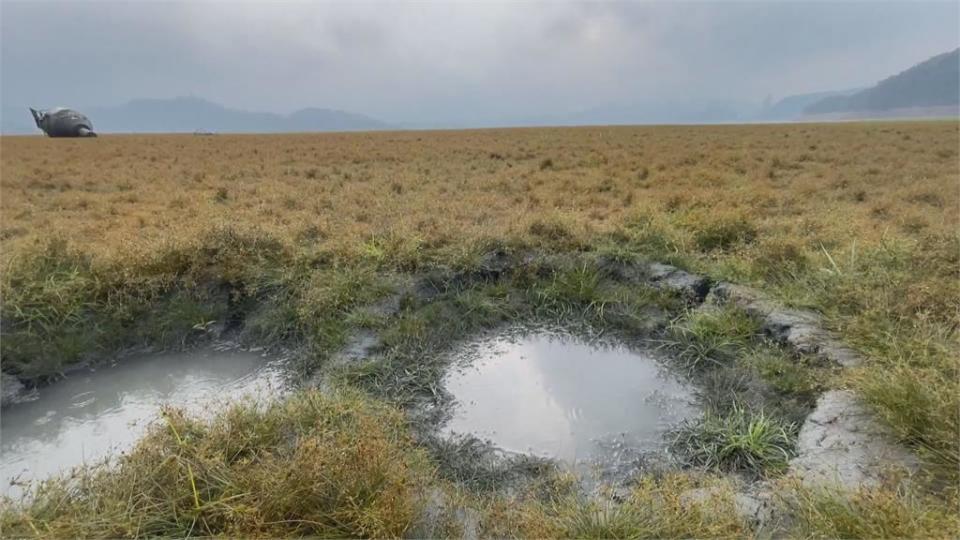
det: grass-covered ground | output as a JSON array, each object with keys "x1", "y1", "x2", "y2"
[{"x1": 1, "y1": 121, "x2": 958, "y2": 537}]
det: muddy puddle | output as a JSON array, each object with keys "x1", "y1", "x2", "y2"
[
  {"x1": 1, "y1": 345, "x2": 289, "y2": 498},
  {"x1": 443, "y1": 330, "x2": 696, "y2": 473}
]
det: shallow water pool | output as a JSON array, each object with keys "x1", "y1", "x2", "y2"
[
  {"x1": 0, "y1": 346, "x2": 288, "y2": 497},
  {"x1": 444, "y1": 331, "x2": 695, "y2": 466}
]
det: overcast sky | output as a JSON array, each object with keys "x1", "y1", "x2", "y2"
[{"x1": 2, "y1": 1, "x2": 958, "y2": 124}]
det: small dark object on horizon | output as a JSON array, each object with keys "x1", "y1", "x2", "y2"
[{"x1": 29, "y1": 107, "x2": 97, "y2": 137}]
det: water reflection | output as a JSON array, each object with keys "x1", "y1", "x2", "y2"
[
  {"x1": 444, "y1": 332, "x2": 695, "y2": 463},
  {"x1": 1, "y1": 347, "x2": 287, "y2": 497}
]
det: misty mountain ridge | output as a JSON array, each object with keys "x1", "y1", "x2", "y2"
[
  {"x1": 755, "y1": 89, "x2": 861, "y2": 121},
  {"x1": 89, "y1": 97, "x2": 391, "y2": 133},
  {"x1": 2, "y1": 48, "x2": 956, "y2": 134},
  {"x1": 0, "y1": 96, "x2": 390, "y2": 134},
  {"x1": 804, "y1": 49, "x2": 959, "y2": 116}
]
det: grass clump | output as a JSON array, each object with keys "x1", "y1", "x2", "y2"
[
  {"x1": 135, "y1": 289, "x2": 229, "y2": 348},
  {"x1": 671, "y1": 403, "x2": 796, "y2": 478},
  {"x1": 691, "y1": 215, "x2": 758, "y2": 252},
  {"x1": 622, "y1": 213, "x2": 682, "y2": 261},
  {"x1": 1, "y1": 226, "x2": 291, "y2": 379},
  {"x1": 478, "y1": 473, "x2": 749, "y2": 539},
  {"x1": 780, "y1": 478, "x2": 960, "y2": 539},
  {"x1": 534, "y1": 263, "x2": 606, "y2": 319},
  {"x1": 0, "y1": 239, "x2": 103, "y2": 375},
  {"x1": 0, "y1": 390, "x2": 435, "y2": 538},
  {"x1": 854, "y1": 360, "x2": 960, "y2": 485},
  {"x1": 738, "y1": 345, "x2": 820, "y2": 397},
  {"x1": 693, "y1": 345, "x2": 824, "y2": 425},
  {"x1": 661, "y1": 305, "x2": 761, "y2": 371},
  {"x1": 748, "y1": 238, "x2": 810, "y2": 282},
  {"x1": 526, "y1": 215, "x2": 582, "y2": 249}
]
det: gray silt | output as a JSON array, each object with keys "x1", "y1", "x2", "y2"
[
  {"x1": 1, "y1": 374, "x2": 26, "y2": 408},
  {"x1": 646, "y1": 262, "x2": 711, "y2": 302},
  {"x1": 710, "y1": 282, "x2": 862, "y2": 368},
  {"x1": 789, "y1": 390, "x2": 919, "y2": 488}
]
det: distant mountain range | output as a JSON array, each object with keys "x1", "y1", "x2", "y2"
[
  {"x1": 590, "y1": 49, "x2": 957, "y2": 123},
  {"x1": 755, "y1": 89, "x2": 862, "y2": 121},
  {"x1": 435, "y1": 49, "x2": 958, "y2": 126},
  {"x1": 1, "y1": 97, "x2": 390, "y2": 134},
  {"x1": 90, "y1": 97, "x2": 391, "y2": 133},
  {"x1": 2, "y1": 49, "x2": 955, "y2": 134},
  {"x1": 803, "y1": 49, "x2": 959, "y2": 118}
]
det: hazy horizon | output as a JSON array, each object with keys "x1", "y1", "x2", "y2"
[{"x1": 2, "y1": 1, "x2": 958, "y2": 128}]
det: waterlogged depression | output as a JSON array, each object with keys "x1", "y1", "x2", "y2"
[
  {"x1": 1, "y1": 346, "x2": 289, "y2": 497},
  {"x1": 444, "y1": 331, "x2": 696, "y2": 466}
]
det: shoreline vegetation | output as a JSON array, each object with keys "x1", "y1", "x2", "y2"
[{"x1": 1, "y1": 122, "x2": 957, "y2": 537}]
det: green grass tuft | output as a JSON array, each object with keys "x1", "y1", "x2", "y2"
[
  {"x1": 661, "y1": 305, "x2": 761, "y2": 372},
  {"x1": 781, "y1": 478, "x2": 960, "y2": 539},
  {"x1": 671, "y1": 403, "x2": 796, "y2": 477}
]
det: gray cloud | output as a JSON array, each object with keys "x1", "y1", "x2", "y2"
[{"x1": 2, "y1": 1, "x2": 957, "y2": 125}]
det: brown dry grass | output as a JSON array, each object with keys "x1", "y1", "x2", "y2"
[
  {"x1": 2, "y1": 123, "x2": 955, "y2": 266},
  {"x1": 1, "y1": 122, "x2": 958, "y2": 536}
]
